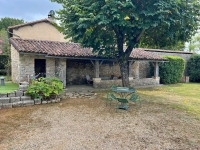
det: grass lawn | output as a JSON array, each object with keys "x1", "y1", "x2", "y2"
[
  {"x1": 0, "y1": 82, "x2": 19, "y2": 93},
  {"x1": 138, "y1": 83, "x2": 200, "y2": 120}
]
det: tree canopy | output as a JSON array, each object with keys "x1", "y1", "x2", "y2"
[
  {"x1": 51, "y1": 0, "x2": 200, "y2": 86},
  {"x1": 0, "y1": 17, "x2": 24, "y2": 76},
  {"x1": 0, "y1": 17, "x2": 24, "y2": 30},
  {"x1": 188, "y1": 33, "x2": 200, "y2": 52}
]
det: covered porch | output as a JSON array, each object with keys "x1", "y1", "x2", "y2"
[{"x1": 91, "y1": 60, "x2": 162, "y2": 88}]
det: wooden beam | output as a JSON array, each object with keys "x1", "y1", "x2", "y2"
[
  {"x1": 154, "y1": 62, "x2": 159, "y2": 77},
  {"x1": 95, "y1": 60, "x2": 99, "y2": 78}
]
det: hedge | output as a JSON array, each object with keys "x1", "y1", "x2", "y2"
[
  {"x1": 159, "y1": 56, "x2": 185, "y2": 84},
  {"x1": 187, "y1": 54, "x2": 200, "y2": 82}
]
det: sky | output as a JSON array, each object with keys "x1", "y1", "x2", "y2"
[{"x1": 0, "y1": 0, "x2": 62, "y2": 22}]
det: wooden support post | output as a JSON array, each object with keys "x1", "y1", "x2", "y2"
[
  {"x1": 154, "y1": 62, "x2": 159, "y2": 77},
  {"x1": 95, "y1": 60, "x2": 99, "y2": 78},
  {"x1": 135, "y1": 62, "x2": 139, "y2": 79},
  {"x1": 129, "y1": 61, "x2": 133, "y2": 77}
]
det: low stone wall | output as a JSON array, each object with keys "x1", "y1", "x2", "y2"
[
  {"x1": 0, "y1": 82, "x2": 61, "y2": 109},
  {"x1": 93, "y1": 77, "x2": 160, "y2": 88},
  {"x1": 129, "y1": 77, "x2": 160, "y2": 86},
  {"x1": 93, "y1": 78, "x2": 122, "y2": 88}
]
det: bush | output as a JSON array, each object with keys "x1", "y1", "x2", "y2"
[
  {"x1": 159, "y1": 56, "x2": 185, "y2": 84},
  {"x1": 187, "y1": 54, "x2": 200, "y2": 82},
  {"x1": 0, "y1": 55, "x2": 8, "y2": 69},
  {"x1": 25, "y1": 77, "x2": 63, "y2": 100},
  {"x1": 0, "y1": 69, "x2": 6, "y2": 75}
]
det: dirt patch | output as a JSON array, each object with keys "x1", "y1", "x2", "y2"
[{"x1": 0, "y1": 97, "x2": 200, "y2": 150}]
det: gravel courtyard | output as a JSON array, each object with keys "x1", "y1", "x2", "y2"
[{"x1": 0, "y1": 96, "x2": 200, "y2": 150}]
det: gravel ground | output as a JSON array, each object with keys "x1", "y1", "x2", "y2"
[{"x1": 0, "y1": 97, "x2": 200, "y2": 150}]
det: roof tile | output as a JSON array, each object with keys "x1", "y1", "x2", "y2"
[{"x1": 9, "y1": 38, "x2": 166, "y2": 61}]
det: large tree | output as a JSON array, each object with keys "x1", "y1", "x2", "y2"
[{"x1": 51, "y1": 0, "x2": 200, "y2": 86}]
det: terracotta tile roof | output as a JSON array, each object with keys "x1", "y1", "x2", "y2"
[
  {"x1": 8, "y1": 18, "x2": 53, "y2": 30},
  {"x1": 9, "y1": 38, "x2": 95, "y2": 57},
  {"x1": 142, "y1": 48, "x2": 193, "y2": 54},
  {"x1": 9, "y1": 38, "x2": 166, "y2": 61},
  {"x1": 130, "y1": 48, "x2": 166, "y2": 60}
]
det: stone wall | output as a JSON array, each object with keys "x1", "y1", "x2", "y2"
[
  {"x1": 56, "y1": 58, "x2": 67, "y2": 87},
  {"x1": 19, "y1": 54, "x2": 35, "y2": 82},
  {"x1": 0, "y1": 82, "x2": 61, "y2": 109},
  {"x1": 93, "y1": 78, "x2": 122, "y2": 88},
  {"x1": 46, "y1": 58, "x2": 56, "y2": 77},
  {"x1": 13, "y1": 54, "x2": 66, "y2": 85},
  {"x1": 66, "y1": 59, "x2": 94, "y2": 85},
  {"x1": 93, "y1": 77, "x2": 159, "y2": 88},
  {"x1": 66, "y1": 59, "x2": 141, "y2": 85},
  {"x1": 11, "y1": 45, "x2": 20, "y2": 83},
  {"x1": 138, "y1": 61, "x2": 151, "y2": 78},
  {"x1": 129, "y1": 77, "x2": 160, "y2": 87}
]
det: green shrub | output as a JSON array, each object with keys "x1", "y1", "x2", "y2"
[
  {"x1": 159, "y1": 56, "x2": 185, "y2": 84},
  {"x1": 187, "y1": 54, "x2": 200, "y2": 82},
  {"x1": 0, "y1": 55, "x2": 8, "y2": 69},
  {"x1": 0, "y1": 69, "x2": 6, "y2": 75},
  {"x1": 25, "y1": 77, "x2": 63, "y2": 100}
]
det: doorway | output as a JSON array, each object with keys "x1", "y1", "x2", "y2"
[{"x1": 34, "y1": 59, "x2": 46, "y2": 78}]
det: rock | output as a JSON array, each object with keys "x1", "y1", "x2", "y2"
[
  {"x1": 10, "y1": 97, "x2": 20, "y2": 103},
  {"x1": 7, "y1": 92, "x2": 15, "y2": 97},
  {"x1": 0, "y1": 97, "x2": 10, "y2": 103},
  {"x1": 42, "y1": 101, "x2": 48, "y2": 104},
  {"x1": 15, "y1": 91, "x2": 23, "y2": 97},
  {"x1": 12, "y1": 101, "x2": 23, "y2": 107},
  {"x1": 0, "y1": 94, "x2": 8, "y2": 98},
  {"x1": 21, "y1": 96, "x2": 31, "y2": 101},
  {"x1": 19, "y1": 85, "x2": 28, "y2": 91},
  {"x1": 2, "y1": 103, "x2": 12, "y2": 109},
  {"x1": 51, "y1": 100, "x2": 57, "y2": 103},
  {"x1": 34, "y1": 99, "x2": 41, "y2": 104},
  {"x1": 23, "y1": 100, "x2": 34, "y2": 106}
]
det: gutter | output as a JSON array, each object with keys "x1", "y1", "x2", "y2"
[
  {"x1": 19, "y1": 52, "x2": 46, "y2": 56},
  {"x1": 45, "y1": 55, "x2": 116, "y2": 61}
]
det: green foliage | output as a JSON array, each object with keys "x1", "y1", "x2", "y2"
[
  {"x1": 159, "y1": 56, "x2": 185, "y2": 84},
  {"x1": 0, "y1": 17, "x2": 24, "y2": 75},
  {"x1": 140, "y1": 40, "x2": 186, "y2": 51},
  {"x1": 25, "y1": 77, "x2": 63, "y2": 99},
  {"x1": 188, "y1": 35, "x2": 200, "y2": 52},
  {"x1": 0, "y1": 29, "x2": 11, "y2": 76},
  {"x1": 0, "y1": 55, "x2": 8, "y2": 69},
  {"x1": 0, "y1": 29, "x2": 10, "y2": 55},
  {"x1": 51, "y1": 0, "x2": 200, "y2": 86},
  {"x1": 52, "y1": 0, "x2": 199, "y2": 55},
  {"x1": 187, "y1": 54, "x2": 200, "y2": 82},
  {"x1": 0, "y1": 17, "x2": 24, "y2": 30}
]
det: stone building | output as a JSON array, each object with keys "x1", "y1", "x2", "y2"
[{"x1": 8, "y1": 18, "x2": 192, "y2": 88}]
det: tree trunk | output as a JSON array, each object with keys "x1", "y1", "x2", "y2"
[{"x1": 119, "y1": 60, "x2": 129, "y2": 87}]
